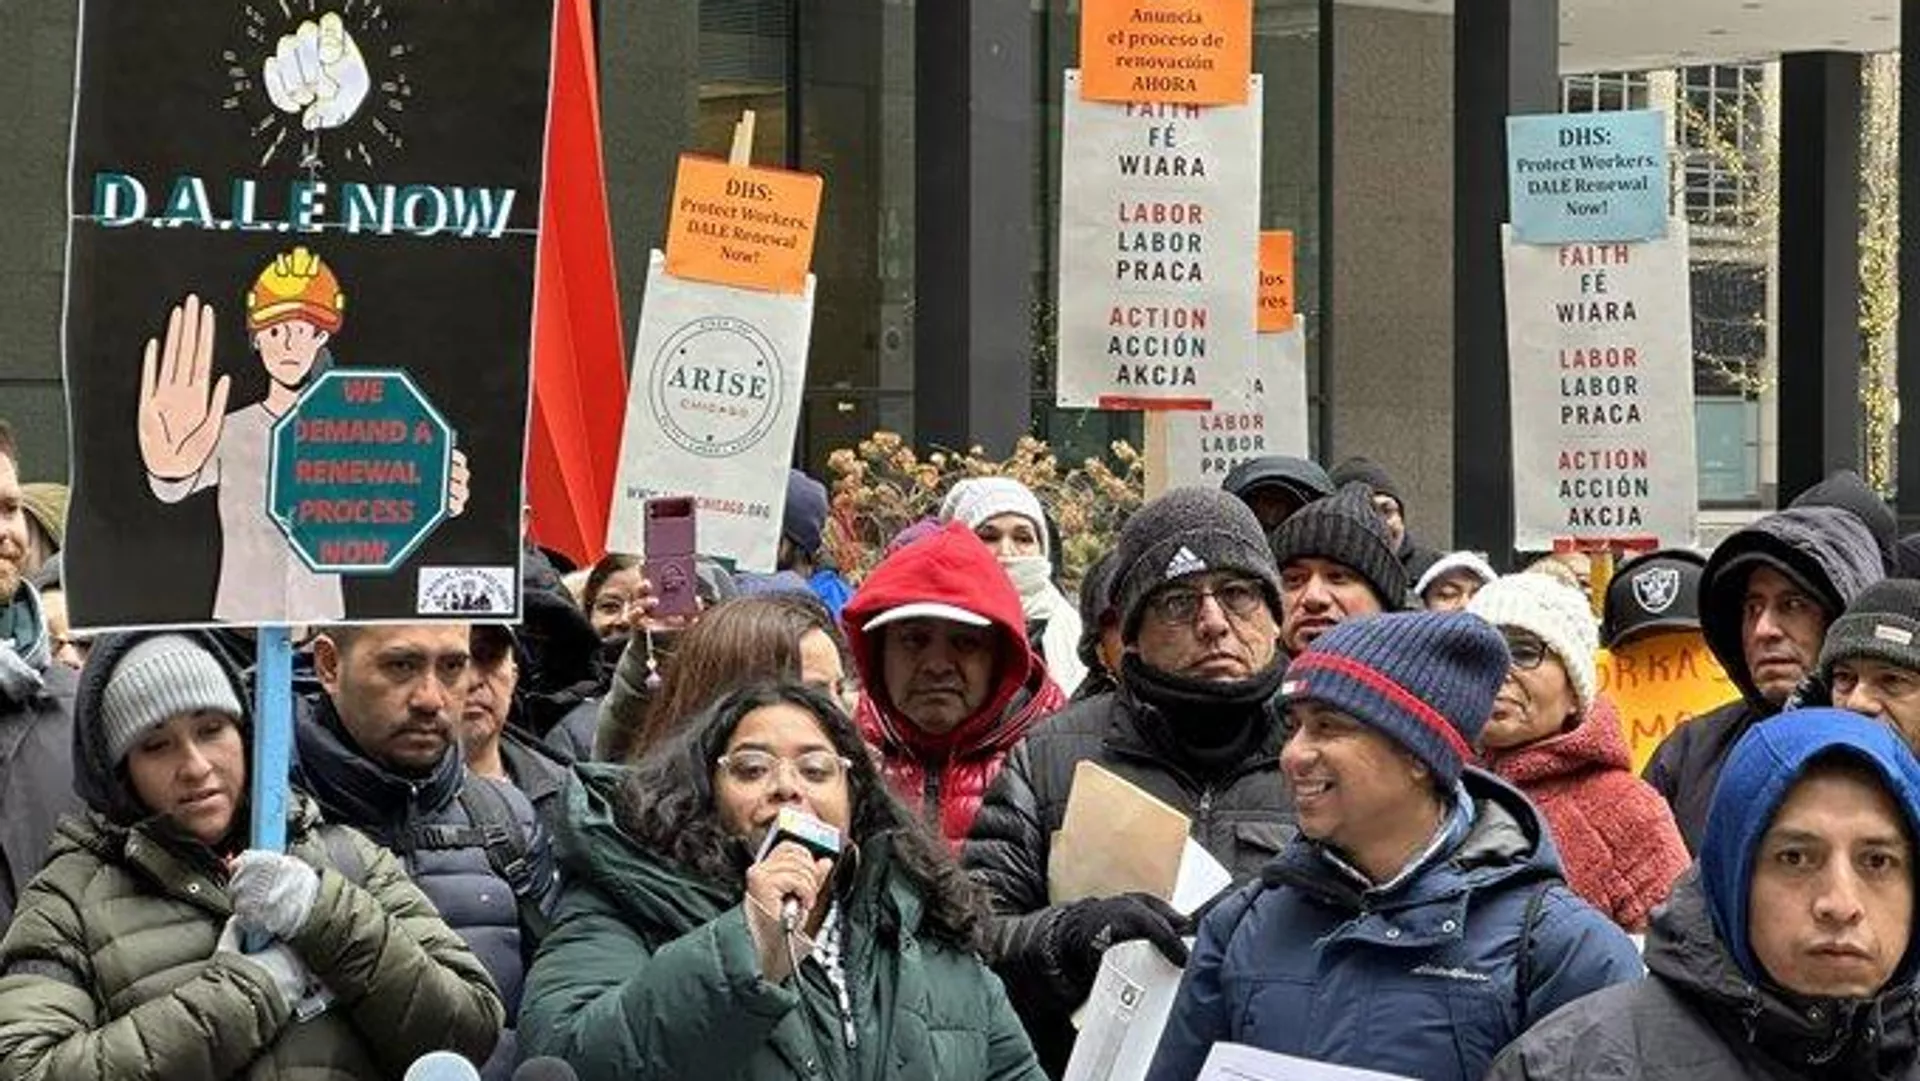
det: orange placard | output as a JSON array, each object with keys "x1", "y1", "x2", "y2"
[
  {"x1": 1596, "y1": 630, "x2": 1736, "y2": 774},
  {"x1": 1079, "y1": 0, "x2": 1253, "y2": 106},
  {"x1": 663, "y1": 154, "x2": 823, "y2": 294},
  {"x1": 1258, "y1": 231, "x2": 1294, "y2": 333}
]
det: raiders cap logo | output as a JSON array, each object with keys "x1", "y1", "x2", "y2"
[{"x1": 1632, "y1": 566, "x2": 1681, "y2": 615}]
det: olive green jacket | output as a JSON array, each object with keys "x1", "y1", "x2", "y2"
[
  {"x1": 520, "y1": 764, "x2": 1045, "y2": 1081},
  {"x1": 0, "y1": 797, "x2": 505, "y2": 1080}
]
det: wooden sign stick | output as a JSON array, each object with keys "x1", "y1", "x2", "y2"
[{"x1": 729, "y1": 110, "x2": 757, "y2": 167}]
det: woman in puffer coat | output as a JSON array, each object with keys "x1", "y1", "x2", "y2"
[
  {"x1": 1469, "y1": 574, "x2": 1690, "y2": 931},
  {"x1": 0, "y1": 631, "x2": 504, "y2": 1080},
  {"x1": 519, "y1": 681, "x2": 1045, "y2": 1081}
]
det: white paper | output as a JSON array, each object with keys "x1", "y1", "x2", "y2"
[
  {"x1": 1197, "y1": 1043, "x2": 1416, "y2": 1081},
  {"x1": 1502, "y1": 221, "x2": 1698, "y2": 549},
  {"x1": 606, "y1": 251, "x2": 815, "y2": 572},
  {"x1": 1162, "y1": 315, "x2": 1309, "y2": 488},
  {"x1": 1063, "y1": 941, "x2": 1186, "y2": 1081},
  {"x1": 1171, "y1": 838, "x2": 1233, "y2": 916},
  {"x1": 1056, "y1": 70, "x2": 1263, "y2": 410}
]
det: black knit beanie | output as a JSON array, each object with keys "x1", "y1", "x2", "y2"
[
  {"x1": 1111, "y1": 487, "x2": 1281, "y2": 641},
  {"x1": 1330, "y1": 457, "x2": 1405, "y2": 510},
  {"x1": 1820, "y1": 578, "x2": 1920, "y2": 679},
  {"x1": 1269, "y1": 482, "x2": 1408, "y2": 610}
]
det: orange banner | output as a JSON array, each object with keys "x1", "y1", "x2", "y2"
[
  {"x1": 1079, "y1": 0, "x2": 1253, "y2": 106},
  {"x1": 1258, "y1": 231, "x2": 1294, "y2": 333},
  {"x1": 1596, "y1": 629, "x2": 1737, "y2": 774},
  {"x1": 662, "y1": 155, "x2": 823, "y2": 294}
]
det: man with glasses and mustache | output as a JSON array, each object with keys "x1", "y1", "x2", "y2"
[
  {"x1": 295, "y1": 623, "x2": 556, "y2": 1080},
  {"x1": 964, "y1": 487, "x2": 1298, "y2": 1075}
]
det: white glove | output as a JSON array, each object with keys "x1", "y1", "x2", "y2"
[
  {"x1": 228, "y1": 849, "x2": 320, "y2": 940},
  {"x1": 215, "y1": 917, "x2": 335, "y2": 1020},
  {"x1": 262, "y1": 11, "x2": 371, "y2": 131}
]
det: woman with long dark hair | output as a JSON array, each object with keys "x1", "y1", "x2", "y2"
[{"x1": 520, "y1": 682, "x2": 1043, "y2": 1081}]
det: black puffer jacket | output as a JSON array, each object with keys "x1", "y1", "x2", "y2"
[
  {"x1": 1488, "y1": 870, "x2": 1920, "y2": 1080},
  {"x1": 961, "y1": 665, "x2": 1294, "y2": 1075},
  {"x1": 0, "y1": 582, "x2": 77, "y2": 933},
  {"x1": 1643, "y1": 506, "x2": 1883, "y2": 851}
]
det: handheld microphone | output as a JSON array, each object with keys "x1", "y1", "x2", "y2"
[
  {"x1": 511, "y1": 1058, "x2": 580, "y2": 1081},
  {"x1": 754, "y1": 807, "x2": 843, "y2": 932},
  {"x1": 401, "y1": 1050, "x2": 482, "y2": 1081}
]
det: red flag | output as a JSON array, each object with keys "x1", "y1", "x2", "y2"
[{"x1": 527, "y1": 0, "x2": 627, "y2": 570}]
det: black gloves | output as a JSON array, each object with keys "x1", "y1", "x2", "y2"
[{"x1": 1047, "y1": 892, "x2": 1192, "y2": 999}]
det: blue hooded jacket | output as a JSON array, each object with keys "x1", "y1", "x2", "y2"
[
  {"x1": 1146, "y1": 768, "x2": 1642, "y2": 1081},
  {"x1": 1700, "y1": 707, "x2": 1920, "y2": 991}
]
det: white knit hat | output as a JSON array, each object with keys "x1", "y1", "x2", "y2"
[
  {"x1": 1468, "y1": 573, "x2": 1599, "y2": 711},
  {"x1": 939, "y1": 477, "x2": 1049, "y2": 559},
  {"x1": 1415, "y1": 551, "x2": 1499, "y2": 599}
]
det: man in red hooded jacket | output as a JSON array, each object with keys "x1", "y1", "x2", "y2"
[{"x1": 844, "y1": 521, "x2": 1068, "y2": 848}]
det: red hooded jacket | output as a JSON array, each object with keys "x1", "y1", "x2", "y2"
[
  {"x1": 845, "y1": 522, "x2": 1067, "y2": 849},
  {"x1": 1480, "y1": 696, "x2": 1690, "y2": 932}
]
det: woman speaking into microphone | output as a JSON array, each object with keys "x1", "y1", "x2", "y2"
[{"x1": 519, "y1": 682, "x2": 1043, "y2": 1081}]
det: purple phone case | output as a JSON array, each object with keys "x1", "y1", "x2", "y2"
[{"x1": 646, "y1": 499, "x2": 698, "y2": 616}]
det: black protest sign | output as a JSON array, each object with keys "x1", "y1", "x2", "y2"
[{"x1": 63, "y1": 1, "x2": 555, "y2": 628}]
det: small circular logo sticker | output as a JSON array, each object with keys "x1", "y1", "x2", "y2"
[{"x1": 648, "y1": 316, "x2": 784, "y2": 459}]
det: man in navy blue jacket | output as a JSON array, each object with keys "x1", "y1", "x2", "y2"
[{"x1": 1148, "y1": 611, "x2": 1641, "y2": 1081}]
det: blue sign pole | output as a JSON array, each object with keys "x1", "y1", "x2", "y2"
[{"x1": 246, "y1": 624, "x2": 294, "y2": 951}]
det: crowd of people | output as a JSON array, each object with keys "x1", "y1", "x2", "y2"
[{"x1": 6, "y1": 414, "x2": 1920, "y2": 1079}]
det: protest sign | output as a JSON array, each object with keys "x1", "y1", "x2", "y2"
[
  {"x1": 606, "y1": 252, "x2": 814, "y2": 573},
  {"x1": 1507, "y1": 110, "x2": 1668, "y2": 244},
  {"x1": 1160, "y1": 314, "x2": 1310, "y2": 487},
  {"x1": 1596, "y1": 629, "x2": 1735, "y2": 774},
  {"x1": 1078, "y1": 0, "x2": 1253, "y2": 107},
  {"x1": 1056, "y1": 71, "x2": 1262, "y2": 410},
  {"x1": 1504, "y1": 222, "x2": 1698, "y2": 550},
  {"x1": 1257, "y1": 230, "x2": 1295, "y2": 332},
  {"x1": 663, "y1": 154, "x2": 823, "y2": 295},
  {"x1": 62, "y1": 2, "x2": 554, "y2": 628}
]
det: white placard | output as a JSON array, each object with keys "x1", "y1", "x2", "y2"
[
  {"x1": 1064, "y1": 941, "x2": 1185, "y2": 1081},
  {"x1": 1198, "y1": 1044, "x2": 1415, "y2": 1081},
  {"x1": 1161, "y1": 315, "x2": 1310, "y2": 487},
  {"x1": 1503, "y1": 220, "x2": 1697, "y2": 550},
  {"x1": 606, "y1": 251, "x2": 814, "y2": 572},
  {"x1": 1056, "y1": 70, "x2": 1263, "y2": 410}
]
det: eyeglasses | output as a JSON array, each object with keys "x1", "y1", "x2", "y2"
[
  {"x1": 716, "y1": 749, "x2": 853, "y2": 788},
  {"x1": 1503, "y1": 631, "x2": 1551, "y2": 670},
  {"x1": 1146, "y1": 579, "x2": 1267, "y2": 625}
]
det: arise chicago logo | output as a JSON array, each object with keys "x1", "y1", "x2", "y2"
[{"x1": 647, "y1": 315, "x2": 784, "y2": 459}]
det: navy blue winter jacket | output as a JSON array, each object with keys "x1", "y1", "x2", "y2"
[{"x1": 1147, "y1": 768, "x2": 1642, "y2": 1081}]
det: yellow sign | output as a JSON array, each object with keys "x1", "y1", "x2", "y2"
[
  {"x1": 1597, "y1": 628, "x2": 1737, "y2": 774},
  {"x1": 663, "y1": 154, "x2": 823, "y2": 295}
]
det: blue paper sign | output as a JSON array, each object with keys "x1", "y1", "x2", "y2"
[{"x1": 1507, "y1": 110, "x2": 1668, "y2": 243}]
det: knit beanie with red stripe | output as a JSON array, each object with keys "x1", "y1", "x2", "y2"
[{"x1": 1279, "y1": 611, "x2": 1510, "y2": 788}]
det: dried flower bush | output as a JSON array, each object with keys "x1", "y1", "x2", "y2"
[{"x1": 824, "y1": 432, "x2": 1143, "y2": 589}]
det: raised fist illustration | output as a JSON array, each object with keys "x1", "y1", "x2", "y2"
[{"x1": 263, "y1": 12, "x2": 371, "y2": 132}]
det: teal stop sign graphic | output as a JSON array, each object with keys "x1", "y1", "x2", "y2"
[{"x1": 268, "y1": 370, "x2": 452, "y2": 574}]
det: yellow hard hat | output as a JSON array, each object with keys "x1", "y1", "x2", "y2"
[{"x1": 245, "y1": 246, "x2": 346, "y2": 333}]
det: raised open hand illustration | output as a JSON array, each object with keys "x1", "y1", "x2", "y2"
[
  {"x1": 263, "y1": 12, "x2": 371, "y2": 132},
  {"x1": 139, "y1": 294, "x2": 232, "y2": 481}
]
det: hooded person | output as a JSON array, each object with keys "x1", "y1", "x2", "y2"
[
  {"x1": 1329, "y1": 455, "x2": 1443, "y2": 585},
  {"x1": 1148, "y1": 611, "x2": 1641, "y2": 1081},
  {"x1": 1644, "y1": 505, "x2": 1884, "y2": 852},
  {"x1": 843, "y1": 522, "x2": 1068, "y2": 849},
  {"x1": 940, "y1": 477, "x2": 1089, "y2": 696},
  {"x1": 1219, "y1": 455, "x2": 1334, "y2": 532},
  {"x1": 964, "y1": 487, "x2": 1298, "y2": 1075},
  {"x1": 1792, "y1": 468, "x2": 1900, "y2": 576},
  {"x1": 1470, "y1": 574, "x2": 1691, "y2": 932},
  {"x1": 1490, "y1": 709, "x2": 1920, "y2": 1081},
  {"x1": 1269, "y1": 481, "x2": 1408, "y2": 657},
  {"x1": 0, "y1": 631, "x2": 504, "y2": 1079}
]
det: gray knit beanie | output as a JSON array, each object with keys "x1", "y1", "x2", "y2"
[
  {"x1": 1820, "y1": 578, "x2": 1920, "y2": 680},
  {"x1": 100, "y1": 635, "x2": 243, "y2": 765},
  {"x1": 1111, "y1": 487, "x2": 1281, "y2": 640}
]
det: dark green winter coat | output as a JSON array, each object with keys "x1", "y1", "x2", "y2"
[
  {"x1": 0, "y1": 797, "x2": 505, "y2": 1080},
  {"x1": 519, "y1": 764, "x2": 1046, "y2": 1081},
  {"x1": 0, "y1": 628, "x2": 505, "y2": 1080}
]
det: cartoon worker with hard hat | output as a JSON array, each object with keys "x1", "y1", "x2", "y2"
[{"x1": 138, "y1": 247, "x2": 468, "y2": 622}]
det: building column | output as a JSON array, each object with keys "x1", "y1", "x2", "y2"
[
  {"x1": 1451, "y1": 0, "x2": 1558, "y2": 558},
  {"x1": 1776, "y1": 52, "x2": 1862, "y2": 503},
  {"x1": 1899, "y1": 8, "x2": 1920, "y2": 528},
  {"x1": 913, "y1": 0, "x2": 1034, "y2": 454}
]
